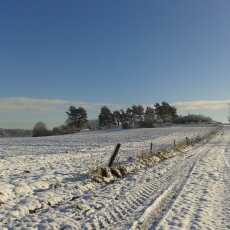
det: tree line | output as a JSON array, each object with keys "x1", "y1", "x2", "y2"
[
  {"x1": 98, "y1": 102, "x2": 177, "y2": 129},
  {"x1": 32, "y1": 102, "x2": 213, "y2": 137},
  {"x1": 0, "y1": 128, "x2": 32, "y2": 137}
]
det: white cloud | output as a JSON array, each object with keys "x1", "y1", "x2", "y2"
[
  {"x1": 1, "y1": 97, "x2": 228, "y2": 114},
  {"x1": 0, "y1": 97, "x2": 121, "y2": 112},
  {"x1": 174, "y1": 100, "x2": 230, "y2": 111}
]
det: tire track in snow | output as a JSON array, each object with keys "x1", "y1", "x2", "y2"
[
  {"x1": 81, "y1": 144, "x2": 212, "y2": 229},
  {"x1": 155, "y1": 135, "x2": 226, "y2": 230},
  {"x1": 131, "y1": 144, "x2": 213, "y2": 230},
  {"x1": 221, "y1": 136, "x2": 230, "y2": 229}
]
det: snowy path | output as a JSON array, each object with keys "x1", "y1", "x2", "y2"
[
  {"x1": 81, "y1": 129, "x2": 230, "y2": 230},
  {"x1": 1, "y1": 125, "x2": 229, "y2": 229},
  {"x1": 155, "y1": 143, "x2": 225, "y2": 229},
  {"x1": 148, "y1": 130, "x2": 230, "y2": 230}
]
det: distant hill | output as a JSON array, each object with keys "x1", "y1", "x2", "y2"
[{"x1": 0, "y1": 128, "x2": 32, "y2": 137}]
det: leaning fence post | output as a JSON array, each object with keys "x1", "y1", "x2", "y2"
[
  {"x1": 108, "y1": 143, "x2": 121, "y2": 167},
  {"x1": 186, "y1": 137, "x2": 190, "y2": 145},
  {"x1": 150, "y1": 142, "x2": 153, "y2": 153},
  {"x1": 173, "y1": 139, "x2": 176, "y2": 148}
]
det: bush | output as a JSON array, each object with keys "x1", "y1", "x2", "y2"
[
  {"x1": 32, "y1": 122, "x2": 51, "y2": 137},
  {"x1": 174, "y1": 114, "x2": 212, "y2": 124},
  {"x1": 122, "y1": 122, "x2": 130, "y2": 129},
  {"x1": 139, "y1": 120, "x2": 154, "y2": 128}
]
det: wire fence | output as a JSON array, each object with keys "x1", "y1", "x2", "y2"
[{"x1": 88, "y1": 126, "x2": 222, "y2": 171}]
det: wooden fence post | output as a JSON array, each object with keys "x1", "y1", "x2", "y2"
[
  {"x1": 186, "y1": 137, "x2": 190, "y2": 145},
  {"x1": 108, "y1": 143, "x2": 121, "y2": 167}
]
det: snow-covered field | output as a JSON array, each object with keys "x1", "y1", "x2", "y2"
[{"x1": 0, "y1": 125, "x2": 225, "y2": 229}]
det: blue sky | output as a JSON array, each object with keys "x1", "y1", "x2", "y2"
[{"x1": 0, "y1": 1, "x2": 230, "y2": 128}]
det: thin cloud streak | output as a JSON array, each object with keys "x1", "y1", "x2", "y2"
[
  {"x1": 0, "y1": 97, "x2": 229, "y2": 112},
  {"x1": 174, "y1": 100, "x2": 230, "y2": 111},
  {"x1": 0, "y1": 97, "x2": 122, "y2": 112}
]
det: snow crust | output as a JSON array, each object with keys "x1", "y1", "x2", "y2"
[{"x1": 0, "y1": 125, "x2": 221, "y2": 229}]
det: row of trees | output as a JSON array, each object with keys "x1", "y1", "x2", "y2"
[
  {"x1": 98, "y1": 102, "x2": 178, "y2": 129},
  {"x1": 32, "y1": 102, "x2": 213, "y2": 137}
]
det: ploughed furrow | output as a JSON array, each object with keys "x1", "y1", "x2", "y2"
[{"x1": 82, "y1": 143, "x2": 212, "y2": 229}]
